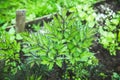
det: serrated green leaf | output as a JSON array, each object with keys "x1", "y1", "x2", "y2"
[
  {"x1": 48, "y1": 62, "x2": 54, "y2": 70},
  {"x1": 60, "y1": 46, "x2": 67, "y2": 53},
  {"x1": 111, "y1": 19, "x2": 119, "y2": 25},
  {"x1": 8, "y1": 27, "x2": 15, "y2": 34},
  {"x1": 30, "y1": 62, "x2": 35, "y2": 68},
  {"x1": 16, "y1": 33, "x2": 23, "y2": 40},
  {"x1": 30, "y1": 47, "x2": 40, "y2": 52},
  {"x1": 56, "y1": 60, "x2": 62, "y2": 68}
]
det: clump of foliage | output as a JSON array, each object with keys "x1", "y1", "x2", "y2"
[
  {"x1": 0, "y1": 27, "x2": 23, "y2": 79},
  {"x1": 0, "y1": 0, "x2": 57, "y2": 26},
  {"x1": 112, "y1": 72, "x2": 120, "y2": 80},
  {"x1": 22, "y1": 9, "x2": 98, "y2": 79},
  {"x1": 0, "y1": 0, "x2": 98, "y2": 26},
  {"x1": 99, "y1": 12, "x2": 120, "y2": 55}
]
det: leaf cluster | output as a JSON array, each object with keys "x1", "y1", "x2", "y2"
[
  {"x1": 0, "y1": 27, "x2": 22, "y2": 78},
  {"x1": 99, "y1": 12, "x2": 120, "y2": 55},
  {"x1": 22, "y1": 9, "x2": 97, "y2": 79}
]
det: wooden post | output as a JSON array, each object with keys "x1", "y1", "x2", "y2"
[{"x1": 16, "y1": 9, "x2": 26, "y2": 33}]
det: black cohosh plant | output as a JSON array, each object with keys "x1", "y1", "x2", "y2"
[{"x1": 22, "y1": 9, "x2": 98, "y2": 80}]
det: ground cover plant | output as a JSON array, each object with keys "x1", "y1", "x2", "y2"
[{"x1": 98, "y1": 8, "x2": 120, "y2": 55}]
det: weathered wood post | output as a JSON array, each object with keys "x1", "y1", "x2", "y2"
[{"x1": 16, "y1": 9, "x2": 26, "y2": 33}]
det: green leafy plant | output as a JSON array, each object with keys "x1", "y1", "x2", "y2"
[
  {"x1": 112, "y1": 72, "x2": 120, "y2": 80},
  {"x1": 22, "y1": 9, "x2": 98, "y2": 79},
  {"x1": 99, "y1": 12, "x2": 120, "y2": 55},
  {"x1": 99, "y1": 72, "x2": 107, "y2": 79},
  {"x1": 26, "y1": 74, "x2": 42, "y2": 80},
  {"x1": 0, "y1": 27, "x2": 22, "y2": 79},
  {"x1": 0, "y1": 0, "x2": 98, "y2": 27},
  {"x1": 0, "y1": 0, "x2": 57, "y2": 26}
]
